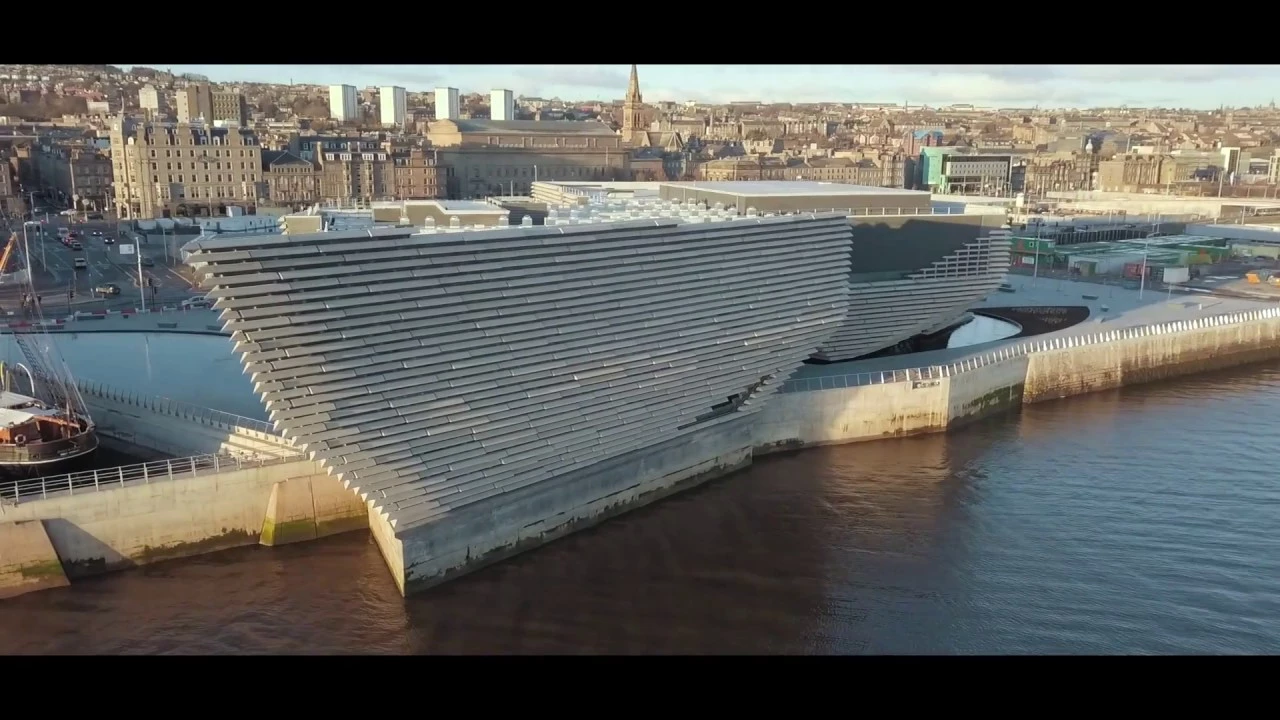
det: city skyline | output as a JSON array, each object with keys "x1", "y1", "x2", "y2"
[{"x1": 112, "y1": 64, "x2": 1280, "y2": 109}]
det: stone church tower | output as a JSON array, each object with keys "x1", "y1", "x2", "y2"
[{"x1": 621, "y1": 64, "x2": 645, "y2": 144}]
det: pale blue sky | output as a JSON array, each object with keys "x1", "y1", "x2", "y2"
[{"x1": 117, "y1": 65, "x2": 1280, "y2": 109}]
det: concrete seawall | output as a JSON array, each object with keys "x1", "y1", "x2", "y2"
[
  {"x1": 371, "y1": 414, "x2": 756, "y2": 596},
  {"x1": 754, "y1": 356, "x2": 1027, "y2": 453},
  {"x1": 757, "y1": 307, "x2": 1280, "y2": 453},
  {"x1": 1022, "y1": 315, "x2": 1280, "y2": 402},
  {"x1": 0, "y1": 455, "x2": 368, "y2": 598}
]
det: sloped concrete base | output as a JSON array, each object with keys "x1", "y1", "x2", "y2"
[
  {"x1": 0, "y1": 520, "x2": 69, "y2": 600},
  {"x1": 261, "y1": 474, "x2": 368, "y2": 547},
  {"x1": 369, "y1": 414, "x2": 755, "y2": 597}
]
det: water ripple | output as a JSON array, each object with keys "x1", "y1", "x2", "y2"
[{"x1": 3, "y1": 363, "x2": 1280, "y2": 654}]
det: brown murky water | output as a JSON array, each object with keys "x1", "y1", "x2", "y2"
[{"x1": 4, "y1": 364, "x2": 1280, "y2": 654}]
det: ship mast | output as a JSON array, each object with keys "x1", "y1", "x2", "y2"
[{"x1": 10, "y1": 229, "x2": 91, "y2": 423}]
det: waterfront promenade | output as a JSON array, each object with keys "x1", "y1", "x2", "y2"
[
  {"x1": 0, "y1": 306, "x2": 224, "y2": 335},
  {"x1": 787, "y1": 273, "x2": 1279, "y2": 387}
]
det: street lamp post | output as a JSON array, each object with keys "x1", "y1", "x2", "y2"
[
  {"x1": 1139, "y1": 240, "x2": 1149, "y2": 300},
  {"x1": 1033, "y1": 222, "x2": 1042, "y2": 284}
]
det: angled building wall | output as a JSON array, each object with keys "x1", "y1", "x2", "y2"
[
  {"x1": 815, "y1": 213, "x2": 1012, "y2": 362},
  {"x1": 184, "y1": 213, "x2": 852, "y2": 591}
]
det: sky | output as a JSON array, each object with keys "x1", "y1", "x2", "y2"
[{"x1": 115, "y1": 65, "x2": 1280, "y2": 109}]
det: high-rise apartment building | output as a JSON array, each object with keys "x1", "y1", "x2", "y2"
[
  {"x1": 329, "y1": 84, "x2": 358, "y2": 123},
  {"x1": 138, "y1": 84, "x2": 162, "y2": 116},
  {"x1": 212, "y1": 91, "x2": 248, "y2": 126},
  {"x1": 176, "y1": 84, "x2": 246, "y2": 126},
  {"x1": 490, "y1": 89, "x2": 514, "y2": 121},
  {"x1": 110, "y1": 118, "x2": 264, "y2": 219},
  {"x1": 176, "y1": 83, "x2": 213, "y2": 124},
  {"x1": 380, "y1": 86, "x2": 407, "y2": 127},
  {"x1": 435, "y1": 87, "x2": 459, "y2": 121}
]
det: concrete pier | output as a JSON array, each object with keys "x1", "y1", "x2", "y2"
[
  {"x1": 0, "y1": 375, "x2": 367, "y2": 600},
  {"x1": 0, "y1": 455, "x2": 367, "y2": 598},
  {"x1": 757, "y1": 296, "x2": 1280, "y2": 453}
]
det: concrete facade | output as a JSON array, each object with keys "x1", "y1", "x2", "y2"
[
  {"x1": 184, "y1": 207, "x2": 854, "y2": 595},
  {"x1": 645, "y1": 182, "x2": 1012, "y2": 363},
  {"x1": 816, "y1": 217, "x2": 1012, "y2": 362},
  {"x1": 489, "y1": 89, "x2": 514, "y2": 122},
  {"x1": 175, "y1": 84, "x2": 211, "y2": 124},
  {"x1": 380, "y1": 86, "x2": 407, "y2": 128},
  {"x1": 184, "y1": 214, "x2": 852, "y2": 534},
  {"x1": 329, "y1": 85, "x2": 358, "y2": 123},
  {"x1": 373, "y1": 414, "x2": 754, "y2": 594},
  {"x1": 434, "y1": 88, "x2": 459, "y2": 121}
]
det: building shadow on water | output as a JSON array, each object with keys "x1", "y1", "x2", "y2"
[
  {"x1": 396, "y1": 427, "x2": 1009, "y2": 655},
  {"x1": 0, "y1": 418, "x2": 1022, "y2": 655}
]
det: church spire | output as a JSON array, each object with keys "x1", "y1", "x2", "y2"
[{"x1": 627, "y1": 64, "x2": 641, "y2": 102}]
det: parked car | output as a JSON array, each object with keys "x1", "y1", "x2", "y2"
[
  {"x1": 139, "y1": 256, "x2": 154, "y2": 267},
  {"x1": 94, "y1": 283, "x2": 121, "y2": 296},
  {"x1": 181, "y1": 295, "x2": 212, "y2": 310}
]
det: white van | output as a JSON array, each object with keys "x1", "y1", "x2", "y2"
[{"x1": 73, "y1": 257, "x2": 87, "y2": 270}]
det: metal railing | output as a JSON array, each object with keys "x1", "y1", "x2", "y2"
[
  {"x1": 0, "y1": 452, "x2": 302, "y2": 505},
  {"x1": 72, "y1": 376, "x2": 280, "y2": 438},
  {"x1": 780, "y1": 305, "x2": 1280, "y2": 394}
]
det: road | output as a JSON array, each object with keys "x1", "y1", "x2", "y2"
[{"x1": 0, "y1": 215, "x2": 201, "y2": 317}]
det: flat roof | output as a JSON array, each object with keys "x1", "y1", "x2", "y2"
[
  {"x1": 435, "y1": 200, "x2": 503, "y2": 214},
  {"x1": 658, "y1": 181, "x2": 928, "y2": 198}
]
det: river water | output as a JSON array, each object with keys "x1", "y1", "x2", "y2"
[{"x1": 3, "y1": 358, "x2": 1280, "y2": 653}]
